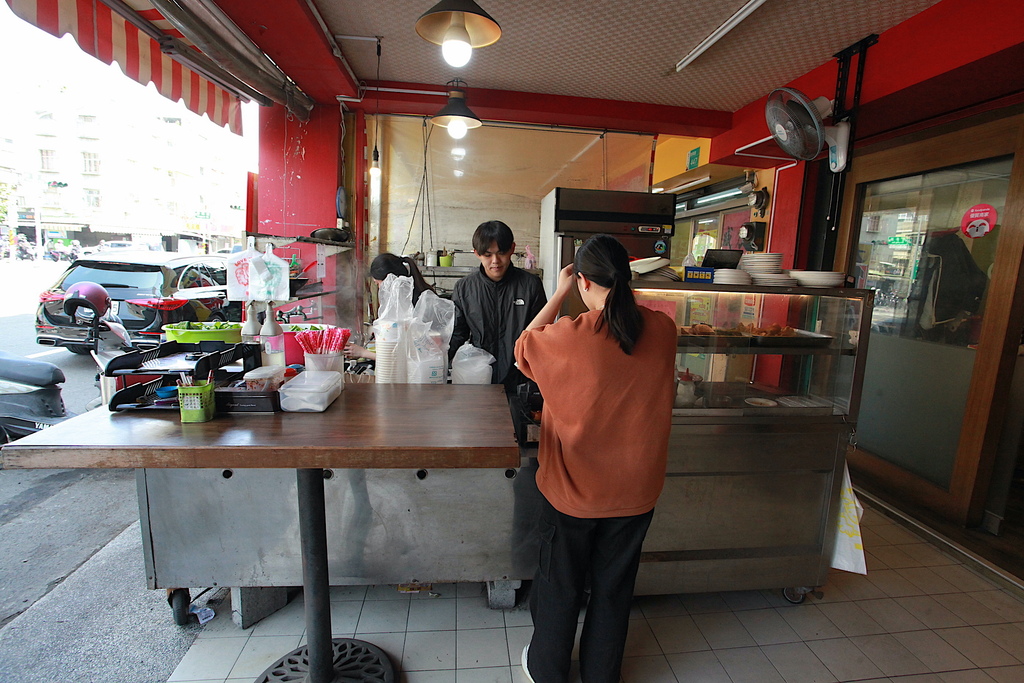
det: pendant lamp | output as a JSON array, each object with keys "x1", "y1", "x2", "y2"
[
  {"x1": 415, "y1": 0, "x2": 501, "y2": 68},
  {"x1": 431, "y1": 81, "x2": 481, "y2": 139}
]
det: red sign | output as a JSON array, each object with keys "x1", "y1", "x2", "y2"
[{"x1": 961, "y1": 204, "x2": 997, "y2": 239}]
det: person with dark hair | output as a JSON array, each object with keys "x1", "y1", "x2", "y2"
[
  {"x1": 514, "y1": 234, "x2": 677, "y2": 683},
  {"x1": 345, "y1": 252, "x2": 437, "y2": 360},
  {"x1": 449, "y1": 220, "x2": 546, "y2": 388}
]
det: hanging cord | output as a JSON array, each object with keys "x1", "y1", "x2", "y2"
[
  {"x1": 401, "y1": 119, "x2": 434, "y2": 255},
  {"x1": 372, "y1": 37, "x2": 382, "y2": 170}
]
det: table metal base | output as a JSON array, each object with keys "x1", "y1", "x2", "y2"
[{"x1": 254, "y1": 637, "x2": 394, "y2": 682}]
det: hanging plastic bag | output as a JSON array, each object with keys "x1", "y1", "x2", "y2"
[
  {"x1": 830, "y1": 463, "x2": 867, "y2": 574},
  {"x1": 413, "y1": 290, "x2": 455, "y2": 356},
  {"x1": 450, "y1": 343, "x2": 495, "y2": 384},
  {"x1": 227, "y1": 246, "x2": 259, "y2": 301},
  {"x1": 249, "y1": 245, "x2": 290, "y2": 301},
  {"x1": 377, "y1": 274, "x2": 415, "y2": 322},
  {"x1": 523, "y1": 244, "x2": 537, "y2": 270}
]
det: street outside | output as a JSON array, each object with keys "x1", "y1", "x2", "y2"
[{"x1": 0, "y1": 258, "x2": 202, "y2": 682}]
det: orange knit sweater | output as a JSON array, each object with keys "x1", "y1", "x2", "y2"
[{"x1": 514, "y1": 307, "x2": 677, "y2": 518}]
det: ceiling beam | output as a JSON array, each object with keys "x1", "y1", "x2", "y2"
[
  {"x1": 213, "y1": 0, "x2": 360, "y2": 102},
  {"x1": 351, "y1": 81, "x2": 732, "y2": 138}
]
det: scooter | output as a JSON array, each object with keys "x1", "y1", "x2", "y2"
[
  {"x1": 16, "y1": 242, "x2": 36, "y2": 261},
  {"x1": 0, "y1": 350, "x2": 70, "y2": 443}
]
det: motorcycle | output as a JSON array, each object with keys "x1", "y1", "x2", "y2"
[
  {"x1": 16, "y1": 242, "x2": 36, "y2": 260},
  {"x1": 0, "y1": 350, "x2": 70, "y2": 443}
]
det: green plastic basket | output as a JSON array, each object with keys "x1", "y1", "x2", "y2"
[
  {"x1": 178, "y1": 380, "x2": 215, "y2": 422},
  {"x1": 163, "y1": 322, "x2": 243, "y2": 343}
]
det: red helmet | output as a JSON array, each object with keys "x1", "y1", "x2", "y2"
[{"x1": 63, "y1": 281, "x2": 111, "y2": 319}]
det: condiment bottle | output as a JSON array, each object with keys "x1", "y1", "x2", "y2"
[
  {"x1": 675, "y1": 368, "x2": 697, "y2": 407},
  {"x1": 241, "y1": 301, "x2": 260, "y2": 344},
  {"x1": 259, "y1": 302, "x2": 286, "y2": 366}
]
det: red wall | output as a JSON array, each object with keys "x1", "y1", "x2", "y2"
[{"x1": 258, "y1": 103, "x2": 341, "y2": 239}]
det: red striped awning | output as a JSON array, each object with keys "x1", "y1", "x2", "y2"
[{"x1": 7, "y1": 0, "x2": 243, "y2": 134}]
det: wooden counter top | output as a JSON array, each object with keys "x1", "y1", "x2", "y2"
[{"x1": 1, "y1": 384, "x2": 520, "y2": 470}]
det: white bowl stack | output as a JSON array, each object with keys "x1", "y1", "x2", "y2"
[
  {"x1": 740, "y1": 253, "x2": 798, "y2": 286},
  {"x1": 788, "y1": 270, "x2": 846, "y2": 288},
  {"x1": 713, "y1": 269, "x2": 752, "y2": 285}
]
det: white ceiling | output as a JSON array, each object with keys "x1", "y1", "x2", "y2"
[{"x1": 317, "y1": 0, "x2": 943, "y2": 113}]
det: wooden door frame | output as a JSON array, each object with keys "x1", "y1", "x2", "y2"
[{"x1": 835, "y1": 111, "x2": 1024, "y2": 526}]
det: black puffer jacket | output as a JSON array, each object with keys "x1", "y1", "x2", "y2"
[{"x1": 450, "y1": 265, "x2": 547, "y2": 386}]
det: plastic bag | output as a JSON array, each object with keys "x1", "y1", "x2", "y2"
[
  {"x1": 406, "y1": 319, "x2": 446, "y2": 384},
  {"x1": 226, "y1": 246, "x2": 259, "y2": 301},
  {"x1": 413, "y1": 290, "x2": 455, "y2": 356},
  {"x1": 450, "y1": 343, "x2": 495, "y2": 384},
  {"x1": 830, "y1": 464, "x2": 867, "y2": 574},
  {"x1": 377, "y1": 274, "x2": 414, "y2": 322},
  {"x1": 249, "y1": 245, "x2": 290, "y2": 301}
]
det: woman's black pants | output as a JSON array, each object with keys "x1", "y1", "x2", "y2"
[{"x1": 527, "y1": 496, "x2": 654, "y2": 683}]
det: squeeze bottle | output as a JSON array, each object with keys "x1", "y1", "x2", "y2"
[{"x1": 259, "y1": 303, "x2": 286, "y2": 366}]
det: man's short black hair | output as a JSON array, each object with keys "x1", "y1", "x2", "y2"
[{"x1": 473, "y1": 221, "x2": 515, "y2": 254}]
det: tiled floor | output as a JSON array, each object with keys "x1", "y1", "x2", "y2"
[{"x1": 168, "y1": 506, "x2": 1024, "y2": 683}]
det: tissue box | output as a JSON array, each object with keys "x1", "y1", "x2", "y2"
[{"x1": 279, "y1": 371, "x2": 344, "y2": 412}]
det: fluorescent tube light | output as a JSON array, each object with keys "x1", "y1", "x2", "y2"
[
  {"x1": 664, "y1": 175, "x2": 712, "y2": 193},
  {"x1": 675, "y1": 0, "x2": 768, "y2": 71},
  {"x1": 694, "y1": 187, "x2": 743, "y2": 205}
]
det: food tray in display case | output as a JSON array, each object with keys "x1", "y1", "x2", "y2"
[{"x1": 749, "y1": 329, "x2": 833, "y2": 348}]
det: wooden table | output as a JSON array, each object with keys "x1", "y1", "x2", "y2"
[{"x1": 2, "y1": 383, "x2": 520, "y2": 683}]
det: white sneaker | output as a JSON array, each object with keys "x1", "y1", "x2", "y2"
[{"x1": 521, "y1": 643, "x2": 536, "y2": 683}]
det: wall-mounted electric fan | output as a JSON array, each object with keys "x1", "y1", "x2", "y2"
[{"x1": 765, "y1": 87, "x2": 849, "y2": 172}]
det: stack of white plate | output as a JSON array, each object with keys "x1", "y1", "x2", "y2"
[
  {"x1": 789, "y1": 270, "x2": 846, "y2": 288},
  {"x1": 637, "y1": 265, "x2": 682, "y2": 282},
  {"x1": 713, "y1": 268, "x2": 752, "y2": 285},
  {"x1": 739, "y1": 253, "x2": 784, "y2": 274},
  {"x1": 751, "y1": 272, "x2": 799, "y2": 286}
]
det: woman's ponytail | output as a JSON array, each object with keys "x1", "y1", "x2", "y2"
[{"x1": 574, "y1": 235, "x2": 644, "y2": 354}]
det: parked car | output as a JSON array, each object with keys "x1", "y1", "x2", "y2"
[{"x1": 35, "y1": 253, "x2": 241, "y2": 354}]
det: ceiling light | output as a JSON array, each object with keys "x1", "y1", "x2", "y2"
[
  {"x1": 431, "y1": 80, "x2": 481, "y2": 140},
  {"x1": 415, "y1": 0, "x2": 501, "y2": 68},
  {"x1": 451, "y1": 147, "x2": 466, "y2": 160},
  {"x1": 664, "y1": 175, "x2": 712, "y2": 194},
  {"x1": 454, "y1": 169, "x2": 465, "y2": 177},
  {"x1": 369, "y1": 147, "x2": 381, "y2": 178},
  {"x1": 675, "y1": 0, "x2": 767, "y2": 71}
]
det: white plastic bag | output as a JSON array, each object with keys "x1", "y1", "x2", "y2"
[
  {"x1": 226, "y1": 246, "x2": 259, "y2": 301},
  {"x1": 413, "y1": 290, "x2": 456, "y2": 357},
  {"x1": 406, "y1": 319, "x2": 446, "y2": 384},
  {"x1": 830, "y1": 463, "x2": 867, "y2": 574},
  {"x1": 248, "y1": 245, "x2": 290, "y2": 302},
  {"x1": 377, "y1": 274, "x2": 414, "y2": 322},
  {"x1": 450, "y1": 343, "x2": 495, "y2": 384}
]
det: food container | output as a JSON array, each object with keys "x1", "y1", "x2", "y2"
[
  {"x1": 243, "y1": 366, "x2": 287, "y2": 391},
  {"x1": 163, "y1": 321, "x2": 243, "y2": 343},
  {"x1": 279, "y1": 371, "x2": 344, "y2": 412}
]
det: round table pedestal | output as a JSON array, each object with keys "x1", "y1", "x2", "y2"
[{"x1": 254, "y1": 638, "x2": 394, "y2": 683}]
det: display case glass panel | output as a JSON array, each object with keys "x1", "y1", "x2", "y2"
[{"x1": 633, "y1": 284, "x2": 870, "y2": 419}]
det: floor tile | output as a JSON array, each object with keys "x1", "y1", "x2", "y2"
[
  {"x1": 365, "y1": 584, "x2": 412, "y2": 601},
  {"x1": 892, "y1": 628, "x2": 975, "y2": 672},
  {"x1": 897, "y1": 567, "x2": 964, "y2": 595},
  {"x1": 330, "y1": 585, "x2": 368, "y2": 601},
  {"x1": 975, "y1": 623, "x2": 1024, "y2": 661},
  {"x1": 356, "y1": 599, "x2": 410, "y2": 634},
  {"x1": 850, "y1": 633, "x2": 930, "y2": 677},
  {"x1": 680, "y1": 592, "x2": 731, "y2": 614},
  {"x1": 665, "y1": 650, "x2": 731, "y2": 683},
  {"x1": 624, "y1": 617, "x2": 663, "y2": 656},
  {"x1": 456, "y1": 666, "x2": 513, "y2": 682},
  {"x1": 715, "y1": 645, "x2": 786, "y2": 683},
  {"x1": 504, "y1": 625, "x2": 533, "y2": 665},
  {"x1": 721, "y1": 590, "x2": 773, "y2": 611},
  {"x1": 247, "y1": 598, "x2": 306, "y2": 637},
  {"x1": 873, "y1": 523, "x2": 925, "y2": 545},
  {"x1": 620, "y1": 654, "x2": 678, "y2": 683},
  {"x1": 928, "y1": 565, "x2": 1000, "y2": 593},
  {"x1": 329, "y1": 600, "x2": 364, "y2": 636},
  {"x1": 502, "y1": 607, "x2": 533, "y2": 629},
  {"x1": 168, "y1": 636, "x2": 247, "y2": 681},
  {"x1": 970, "y1": 590, "x2": 1024, "y2": 623},
  {"x1": 984, "y1": 665, "x2": 1024, "y2": 682},
  {"x1": 762, "y1": 641, "x2": 838, "y2": 683},
  {"x1": 936, "y1": 671, "x2": 1000, "y2": 682},
  {"x1": 933, "y1": 593, "x2": 1010, "y2": 626},
  {"x1": 866, "y1": 569, "x2": 928, "y2": 598},
  {"x1": 405, "y1": 671, "x2": 458, "y2": 683},
  {"x1": 691, "y1": 611, "x2": 757, "y2": 649},
  {"x1": 936, "y1": 627, "x2": 1020, "y2": 668},
  {"x1": 225, "y1": 635, "x2": 302, "y2": 680},
  {"x1": 856, "y1": 598, "x2": 927, "y2": 633},
  {"x1": 818, "y1": 601, "x2": 887, "y2": 637},
  {"x1": 457, "y1": 583, "x2": 487, "y2": 599},
  {"x1": 828, "y1": 571, "x2": 887, "y2": 601},
  {"x1": 894, "y1": 596, "x2": 969, "y2": 629},
  {"x1": 457, "y1": 628, "x2": 512, "y2": 670},
  {"x1": 870, "y1": 544, "x2": 923, "y2": 569},
  {"x1": 403, "y1": 630, "x2": 457, "y2": 671},
  {"x1": 635, "y1": 593, "x2": 686, "y2": 618},
  {"x1": 778, "y1": 605, "x2": 846, "y2": 641},
  {"x1": 898, "y1": 543, "x2": 959, "y2": 567},
  {"x1": 735, "y1": 608, "x2": 802, "y2": 646},
  {"x1": 458, "y1": 596, "x2": 507, "y2": 630},
  {"x1": 807, "y1": 637, "x2": 886, "y2": 681},
  {"x1": 647, "y1": 615, "x2": 711, "y2": 653},
  {"x1": 409, "y1": 596, "x2": 457, "y2": 632}
]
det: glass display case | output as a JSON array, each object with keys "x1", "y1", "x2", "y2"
[
  {"x1": 630, "y1": 282, "x2": 874, "y2": 598},
  {"x1": 633, "y1": 282, "x2": 873, "y2": 421}
]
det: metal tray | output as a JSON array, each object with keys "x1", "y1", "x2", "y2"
[
  {"x1": 749, "y1": 329, "x2": 833, "y2": 348},
  {"x1": 677, "y1": 332, "x2": 751, "y2": 348}
]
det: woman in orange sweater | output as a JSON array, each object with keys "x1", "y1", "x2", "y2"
[{"x1": 514, "y1": 234, "x2": 677, "y2": 683}]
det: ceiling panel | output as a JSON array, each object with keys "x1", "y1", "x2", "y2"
[{"x1": 317, "y1": 0, "x2": 943, "y2": 112}]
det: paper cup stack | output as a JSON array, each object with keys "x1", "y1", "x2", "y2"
[
  {"x1": 374, "y1": 341, "x2": 398, "y2": 383},
  {"x1": 788, "y1": 270, "x2": 846, "y2": 288}
]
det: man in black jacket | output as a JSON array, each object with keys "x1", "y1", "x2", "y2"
[{"x1": 450, "y1": 220, "x2": 547, "y2": 389}]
